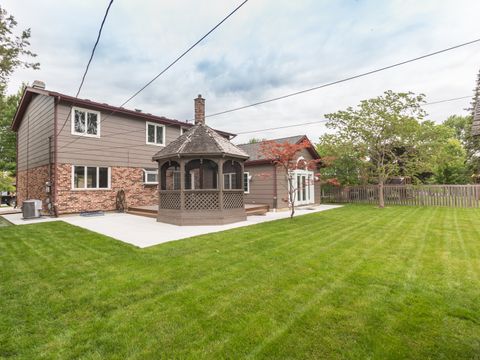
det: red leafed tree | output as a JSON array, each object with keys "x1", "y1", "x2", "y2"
[{"x1": 260, "y1": 139, "x2": 321, "y2": 218}]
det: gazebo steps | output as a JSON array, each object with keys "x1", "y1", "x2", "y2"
[
  {"x1": 126, "y1": 206, "x2": 158, "y2": 218},
  {"x1": 245, "y1": 204, "x2": 269, "y2": 216}
]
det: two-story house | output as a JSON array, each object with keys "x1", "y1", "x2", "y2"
[{"x1": 11, "y1": 81, "x2": 234, "y2": 215}]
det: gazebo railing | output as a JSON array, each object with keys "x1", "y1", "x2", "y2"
[{"x1": 159, "y1": 189, "x2": 244, "y2": 211}]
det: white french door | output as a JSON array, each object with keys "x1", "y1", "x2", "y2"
[{"x1": 290, "y1": 170, "x2": 315, "y2": 206}]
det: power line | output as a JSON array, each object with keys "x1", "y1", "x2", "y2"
[
  {"x1": 235, "y1": 95, "x2": 473, "y2": 135},
  {"x1": 201, "y1": 38, "x2": 480, "y2": 120},
  {"x1": 56, "y1": 0, "x2": 115, "y2": 137},
  {"x1": 55, "y1": 93, "x2": 472, "y2": 154},
  {"x1": 58, "y1": 0, "x2": 249, "y2": 151}
]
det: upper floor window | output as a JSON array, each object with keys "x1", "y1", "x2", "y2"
[
  {"x1": 181, "y1": 127, "x2": 188, "y2": 135},
  {"x1": 146, "y1": 122, "x2": 165, "y2": 146},
  {"x1": 72, "y1": 107, "x2": 100, "y2": 137}
]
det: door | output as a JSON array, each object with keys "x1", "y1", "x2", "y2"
[{"x1": 291, "y1": 170, "x2": 315, "y2": 206}]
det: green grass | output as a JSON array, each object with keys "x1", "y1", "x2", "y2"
[
  {"x1": 0, "y1": 216, "x2": 11, "y2": 227},
  {"x1": 0, "y1": 206, "x2": 479, "y2": 359}
]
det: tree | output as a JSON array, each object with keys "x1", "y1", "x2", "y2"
[
  {"x1": 317, "y1": 134, "x2": 369, "y2": 186},
  {"x1": 324, "y1": 91, "x2": 427, "y2": 208},
  {"x1": 0, "y1": 5, "x2": 39, "y2": 93},
  {"x1": 260, "y1": 139, "x2": 321, "y2": 218},
  {"x1": 0, "y1": 86, "x2": 22, "y2": 172},
  {"x1": 0, "y1": 170, "x2": 14, "y2": 192},
  {"x1": 248, "y1": 137, "x2": 266, "y2": 144}
]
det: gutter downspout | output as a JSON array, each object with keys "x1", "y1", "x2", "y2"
[
  {"x1": 53, "y1": 96, "x2": 60, "y2": 217},
  {"x1": 15, "y1": 125, "x2": 18, "y2": 208}
]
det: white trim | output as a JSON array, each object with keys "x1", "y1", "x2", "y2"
[
  {"x1": 180, "y1": 127, "x2": 188, "y2": 135},
  {"x1": 71, "y1": 107, "x2": 101, "y2": 138},
  {"x1": 243, "y1": 172, "x2": 250, "y2": 194},
  {"x1": 146, "y1": 121, "x2": 166, "y2": 146},
  {"x1": 71, "y1": 165, "x2": 111, "y2": 190},
  {"x1": 289, "y1": 169, "x2": 314, "y2": 206},
  {"x1": 143, "y1": 169, "x2": 158, "y2": 184}
]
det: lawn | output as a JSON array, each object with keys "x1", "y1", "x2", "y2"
[{"x1": 0, "y1": 206, "x2": 479, "y2": 359}]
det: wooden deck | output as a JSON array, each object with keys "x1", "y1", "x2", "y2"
[{"x1": 127, "y1": 203, "x2": 269, "y2": 219}]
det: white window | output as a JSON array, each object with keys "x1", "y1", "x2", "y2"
[
  {"x1": 72, "y1": 166, "x2": 110, "y2": 190},
  {"x1": 181, "y1": 127, "x2": 188, "y2": 135},
  {"x1": 71, "y1": 107, "x2": 100, "y2": 137},
  {"x1": 223, "y1": 173, "x2": 237, "y2": 190},
  {"x1": 143, "y1": 169, "x2": 158, "y2": 184},
  {"x1": 146, "y1": 122, "x2": 165, "y2": 146},
  {"x1": 243, "y1": 172, "x2": 250, "y2": 194}
]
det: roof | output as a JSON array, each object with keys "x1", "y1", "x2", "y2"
[
  {"x1": 472, "y1": 98, "x2": 480, "y2": 136},
  {"x1": 237, "y1": 135, "x2": 320, "y2": 164},
  {"x1": 11, "y1": 86, "x2": 236, "y2": 138},
  {"x1": 152, "y1": 124, "x2": 249, "y2": 161}
]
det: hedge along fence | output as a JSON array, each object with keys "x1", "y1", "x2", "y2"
[{"x1": 321, "y1": 185, "x2": 480, "y2": 208}]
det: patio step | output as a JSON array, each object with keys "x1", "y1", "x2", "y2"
[
  {"x1": 245, "y1": 204, "x2": 269, "y2": 216},
  {"x1": 126, "y1": 209, "x2": 157, "y2": 219}
]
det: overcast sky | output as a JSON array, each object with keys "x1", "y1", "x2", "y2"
[{"x1": 4, "y1": 0, "x2": 480, "y2": 143}]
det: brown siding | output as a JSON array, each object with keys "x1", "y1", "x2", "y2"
[
  {"x1": 245, "y1": 148, "x2": 321, "y2": 209},
  {"x1": 56, "y1": 102, "x2": 184, "y2": 168},
  {"x1": 17, "y1": 94, "x2": 54, "y2": 171},
  {"x1": 244, "y1": 163, "x2": 276, "y2": 208}
]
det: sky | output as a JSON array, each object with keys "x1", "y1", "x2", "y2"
[{"x1": 4, "y1": 0, "x2": 480, "y2": 144}]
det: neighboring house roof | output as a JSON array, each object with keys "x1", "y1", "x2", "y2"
[
  {"x1": 152, "y1": 123, "x2": 249, "y2": 161},
  {"x1": 237, "y1": 135, "x2": 320, "y2": 164},
  {"x1": 11, "y1": 86, "x2": 236, "y2": 138},
  {"x1": 472, "y1": 97, "x2": 480, "y2": 136}
]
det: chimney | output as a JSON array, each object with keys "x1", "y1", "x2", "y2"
[
  {"x1": 194, "y1": 94, "x2": 205, "y2": 125},
  {"x1": 32, "y1": 80, "x2": 46, "y2": 90}
]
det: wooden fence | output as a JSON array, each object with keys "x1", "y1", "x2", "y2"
[{"x1": 321, "y1": 185, "x2": 480, "y2": 208}]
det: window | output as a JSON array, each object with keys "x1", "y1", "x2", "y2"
[
  {"x1": 72, "y1": 166, "x2": 110, "y2": 189},
  {"x1": 181, "y1": 127, "x2": 188, "y2": 135},
  {"x1": 143, "y1": 169, "x2": 158, "y2": 184},
  {"x1": 146, "y1": 122, "x2": 165, "y2": 146},
  {"x1": 243, "y1": 172, "x2": 250, "y2": 194},
  {"x1": 223, "y1": 173, "x2": 237, "y2": 190},
  {"x1": 173, "y1": 171, "x2": 180, "y2": 190},
  {"x1": 71, "y1": 107, "x2": 100, "y2": 137}
]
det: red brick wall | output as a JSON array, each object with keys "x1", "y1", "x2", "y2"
[
  {"x1": 16, "y1": 164, "x2": 52, "y2": 211},
  {"x1": 56, "y1": 164, "x2": 158, "y2": 214}
]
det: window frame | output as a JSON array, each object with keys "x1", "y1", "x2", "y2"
[
  {"x1": 71, "y1": 107, "x2": 101, "y2": 138},
  {"x1": 71, "y1": 165, "x2": 111, "y2": 190},
  {"x1": 143, "y1": 169, "x2": 159, "y2": 185},
  {"x1": 243, "y1": 172, "x2": 250, "y2": 194},
  {"x1": 146, "y1": 121, "x2": 166, "y2": 146}
]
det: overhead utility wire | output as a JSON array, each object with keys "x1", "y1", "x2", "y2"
[
  {"x1": 56, "y1": 0, "x2": 114, "y2": 137},
  {"x1": 202, "y1": 38, "x2": 480, "y2": 120},
  {"x1": 55, "y1": 94, "x2": 472, "y2": 154},
  {"x1": 58, "y1": 0, "x2": 249, "y2": 151}
]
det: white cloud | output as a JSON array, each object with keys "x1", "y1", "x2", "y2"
[{"x1": 4, "y1": 0, "x2": 480, "y2": 144}]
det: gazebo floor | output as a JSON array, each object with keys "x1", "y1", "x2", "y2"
[{"x1": 127, "y1": 204, "x2": 269, "y2": 219}]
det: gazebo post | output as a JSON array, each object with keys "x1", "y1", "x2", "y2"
[
  {"x1": 179, "y1": 158, "x2": 185, "y2": 211},
  {"x1": 218, "y1": 158, "x2": 224, "y2": 212}
]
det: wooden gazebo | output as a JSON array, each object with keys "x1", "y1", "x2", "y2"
[{"x1": 152, "y1": 95, "x2": 249, "y2": 225}]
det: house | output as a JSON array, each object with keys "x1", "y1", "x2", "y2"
[
  {"x1": 11, "y1": 81, "x2": 234, "y2": 215},
  {"x1": 237, "y1": 135, "x2": 322, "y2": 210}
]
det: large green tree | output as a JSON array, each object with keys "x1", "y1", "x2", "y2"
[
  {"x1": 324, "y1": 91, "x2": 427, "y2": 208},
  {"x1": 0, "y1": 6, "x2": 39, "y2": 191}
]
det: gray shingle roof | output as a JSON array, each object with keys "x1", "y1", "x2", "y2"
[
  {"x1": 152, "y1": 124, "x2": 249, "y2": 161},
  {"x1": 237, "y1": 135, "x2": 306, "y2": 161},
  {"x1": 473, "y1": 99, "x2": 480, "y2": 136}
]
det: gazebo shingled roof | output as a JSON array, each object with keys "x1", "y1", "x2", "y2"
[{"x1": 152, "y1": 123, "x2": 249, "y2": 161}]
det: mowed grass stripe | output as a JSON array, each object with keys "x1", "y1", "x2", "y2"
[{"x1": 1, "y1": 206, "x2": 479, "y2": 359}]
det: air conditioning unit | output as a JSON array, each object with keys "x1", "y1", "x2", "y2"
[{"x1": 22, "y1": 199, "x2": 42, "y2": 219}]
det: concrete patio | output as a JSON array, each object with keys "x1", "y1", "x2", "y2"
[{"x1": 1, "y1": 205, "x2": 342, "y2": 248}]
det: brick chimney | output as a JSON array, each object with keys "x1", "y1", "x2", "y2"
[{"x1": 194, "y1": 94, "x2": 205, "y2": 125}]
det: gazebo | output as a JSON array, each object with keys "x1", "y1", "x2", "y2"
[{"x1": 152, "y1": 95, "x2": 249, "y2": 225}]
